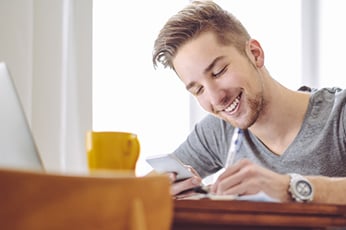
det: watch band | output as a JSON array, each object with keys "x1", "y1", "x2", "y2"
[{"x1": 288, "y1": 173, "x2": 314, "y2": 203}]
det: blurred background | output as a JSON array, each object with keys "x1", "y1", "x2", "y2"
[{"x1": 1, "y1": 0, "x2": 346, "y2": 175}]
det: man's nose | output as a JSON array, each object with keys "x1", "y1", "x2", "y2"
[{"x1": 205, "y1": 84, "x2": 226, "y2": 106}]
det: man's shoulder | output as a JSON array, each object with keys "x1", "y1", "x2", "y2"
[
  {"x1": 308, "y1": 87, "x2": 346, "y2": 122},
  {"x1": 311, "y1": 87, "x2": 346, "y2": 102},
  {"x1": 192, "y1": 115, "x2": 233, "y2": 137},
  {"x1": 198, "y1": 114, "x2": 229, "y2": 128}
]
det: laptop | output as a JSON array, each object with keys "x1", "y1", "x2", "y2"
[{"x1": 0, "y1": 62, "x2": 44, "y2": 171}]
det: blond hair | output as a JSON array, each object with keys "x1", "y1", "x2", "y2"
[{"x1": 152, "y1": 0, "x2": 251, "y2": 70}]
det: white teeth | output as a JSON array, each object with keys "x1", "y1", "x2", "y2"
[{"x1": 224, "y1": 96, "x2": 240, "y2": 113}]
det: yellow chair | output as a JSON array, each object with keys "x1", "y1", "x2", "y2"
[{"x1": 0, "y1": 168, "x2": 173, "y2": 230}]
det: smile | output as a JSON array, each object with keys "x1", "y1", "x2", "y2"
[{"x1": 224, "y1": 93, "x2": 241, "y2": 113}]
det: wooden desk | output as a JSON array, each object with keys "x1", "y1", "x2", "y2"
[
  {"x1": 173, "y1": 199, "x2": 346, "y2": 230},
  {"x1": 0, "y1": 168, "x2": 173, "y2": 230}
]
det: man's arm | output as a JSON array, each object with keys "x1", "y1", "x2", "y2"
[
  {"x1": 308, "y1": 176, "x2": 346, "y2": 204},
  {"x1": 211, "y1": 159, "x2": 346, "y2": 204}
]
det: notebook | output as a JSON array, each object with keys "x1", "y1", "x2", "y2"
[{"x1": 0, "y1": 62, "x2": 44, "y2": 171}]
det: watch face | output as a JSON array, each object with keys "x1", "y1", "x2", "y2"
[
  {"x1": 289, "y1": 174, "x2": 314, "y2": 202},
  {"x1": 296, "y1": 180, "x2": 312, "y2": 197}
]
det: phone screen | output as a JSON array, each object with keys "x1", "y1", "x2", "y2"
[{"x1": 146, "y1": 154, "x2": 193, "y2": 181}]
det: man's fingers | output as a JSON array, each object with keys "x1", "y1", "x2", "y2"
[
  {"x1": 167, "y1": 172, "x2": 177, "y2": 183},
  {"x1": 171, "y1": 176, "x2": 202, "y2": 195}
]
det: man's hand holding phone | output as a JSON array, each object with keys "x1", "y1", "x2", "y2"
[
  {"x1": 146, "y1": 154, "x2": 203, "y2": 197},
  {"x1": 169, "y1": 165, "x2": 203, "y2": 198}
]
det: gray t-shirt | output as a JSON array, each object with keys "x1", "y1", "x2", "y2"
[{"x1": 173, "y1": 87, "x2": 346, "y2": 178}]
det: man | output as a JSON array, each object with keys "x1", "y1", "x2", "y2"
[{"x1": 152, "y1": 0, "x2": 346, "y2": 203}]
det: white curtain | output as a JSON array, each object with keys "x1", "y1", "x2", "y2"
[
  {"x1": 0, "y1": 0, "x2": 92, "y2": 173},
  {"x1": 31, "y1": 0, "x2": 92, "y2": 173}
]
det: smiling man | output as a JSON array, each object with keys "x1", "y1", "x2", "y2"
[{"x1": 152, "y1": 0, "x2": 346, "y2": 204}]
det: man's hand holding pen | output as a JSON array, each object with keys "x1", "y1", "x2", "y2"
[{"x1": 210, "y1": 159, "x2": 290, "y2": 202}]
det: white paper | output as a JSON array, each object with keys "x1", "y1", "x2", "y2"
[{"x1": 181, "y1": 191, "x2": 279, "y2": 202}]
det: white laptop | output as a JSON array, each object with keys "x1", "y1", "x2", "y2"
[{"x1": 0, "y1": 62, "x2": 44, "y2": 171}]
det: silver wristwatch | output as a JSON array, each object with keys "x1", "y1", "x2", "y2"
[{"x1": 288, "y1": 173, "x2": 314, "y2": 202}]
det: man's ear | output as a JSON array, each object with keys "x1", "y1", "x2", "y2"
[{"x1": 246, "y1": 39, "x2": 264, "y2": 67}]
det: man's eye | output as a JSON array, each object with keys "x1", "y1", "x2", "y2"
[
  {"x1": 212, "y1": 66, "x2": 228, "y2": 78},
  {"x1": 191, "y1": 86, "x2": 204, "y2": 96}
]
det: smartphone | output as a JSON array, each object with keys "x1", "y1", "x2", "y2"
[{"x1": 146, "y1": 153, "x2": 193, "y2": 181}]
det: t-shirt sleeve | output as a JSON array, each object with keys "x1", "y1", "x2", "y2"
[
  {"x1": 172, "y1": 114, "x2": 233, "y2": 178},
  {"x1": 337, "y1": 89, "x2": 346, "y2": 140}
]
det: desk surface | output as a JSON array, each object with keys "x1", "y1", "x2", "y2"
[
  {"x1": 173, "y1": 199, "x2": 346, "y2": 230},
  {"x1": 0, "y1": 168, "x2": 173, "y2": 230}
]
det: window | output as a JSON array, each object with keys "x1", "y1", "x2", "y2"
[
  {"x1": 319, "y1": 0, "x2": 346, "y2": 87},
  {"x1": 93, "y1": 1, "x2": 190, "y2": 176}
]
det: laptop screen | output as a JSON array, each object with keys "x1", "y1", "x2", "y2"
[{"x1": 0, "y1": 62, "x2": 44, "y2": 171}]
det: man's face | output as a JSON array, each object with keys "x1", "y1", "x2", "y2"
[{"x1": 173, "y1": 31, "x2": 266, "y2": 129}]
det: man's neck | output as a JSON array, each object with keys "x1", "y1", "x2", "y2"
[{"x1": 249, "y1": 81, "x2": 310, "y2": 155}]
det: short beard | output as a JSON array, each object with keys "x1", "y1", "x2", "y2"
[
  {"x1": 218, "y1": 91, "x2": 265, "y2": 130},
  {"x1": 244, "y1": 91, "x2": 265, "y2": 128}
]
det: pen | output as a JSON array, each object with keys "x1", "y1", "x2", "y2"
[
  {"x1": 190, "y1": 128, "x2": 243, "y2": 195},
  {"x1": 225, "y1": 127, "x2": 243, "y2": 168},
  {"x1": 193, "y1": 184, "x2": 211, "y2": 194},
  {"x1": 194, "y1": 128, "x2": 243, "y2": 195}
]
